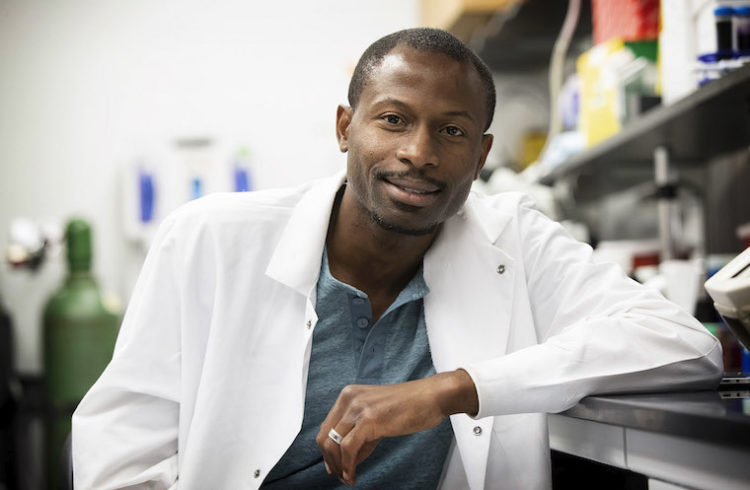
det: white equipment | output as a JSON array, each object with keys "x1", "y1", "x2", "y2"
[{"x1": 705, "y1": 247, "x2": 750, "y2": 350}]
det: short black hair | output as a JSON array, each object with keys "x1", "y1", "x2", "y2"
[{"x1": 348, "y1": 28, "x2": 496, "y2": 131}]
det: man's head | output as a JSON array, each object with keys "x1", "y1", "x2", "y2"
[
  {"x1": 336, "y1": 28, "x2": 495, "y2": 236},
  {"x1": 348, "y1": 28, "x2": 496, "y2": 132}
]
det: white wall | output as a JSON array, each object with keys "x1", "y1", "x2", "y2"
[{"x1": 0, "y1": 0, "x2": 419, "y2": 374}]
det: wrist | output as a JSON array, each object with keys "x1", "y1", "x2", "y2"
[{"x1": 434, "y1": 369, "x2": 479, "y2": 417}]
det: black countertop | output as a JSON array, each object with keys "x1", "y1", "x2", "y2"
[{"x1": 561, "y1": 386, "x2": 750, "y2": 450}]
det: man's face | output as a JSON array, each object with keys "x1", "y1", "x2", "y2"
[{"x1": 337, "y1": 45, "x2": 493, "y2": 236}]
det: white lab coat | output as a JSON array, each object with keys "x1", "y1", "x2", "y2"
[{"x1": 72, "y1": 172, "x2": 722, "y2": 490}]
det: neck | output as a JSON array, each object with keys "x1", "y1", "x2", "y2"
[{"x1": 325, "y1": 184, "x2": 437, "y2": 297}]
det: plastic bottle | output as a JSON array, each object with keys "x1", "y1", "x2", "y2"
[
  {"x1": 233, "y1": 147, "x2": 253, "y2": 192},
  {"x1": 43, "y1": 219, "x2": 120, "y2": 488},
  {"x1": 735, "y1": 6, "x2": 750, "y2": 56},
  {"x1": 138, "y1": 168, "x2": 155, "y2": 224},
  {"x1": 715, "y1": 6, "x2": 735, "y2": 59}
]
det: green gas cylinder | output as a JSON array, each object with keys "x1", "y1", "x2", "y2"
[{"x1": 43, "y1": 219, "x2": 120, "y2": 489}]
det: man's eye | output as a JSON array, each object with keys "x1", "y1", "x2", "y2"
[
  {"x1": 384, "y1": 114, "x2": 402, "y2": 125},
  {"x1": 443, "y1": 126, "x2": 464, "y2": 137}
]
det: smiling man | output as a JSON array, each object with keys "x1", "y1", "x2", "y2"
[{"x1": 73, "y1": 29, "x2": 722, "y2": 489}]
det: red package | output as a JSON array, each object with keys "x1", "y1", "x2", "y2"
[{"x1": 592, "y1": 0, "x2": 660, "y2": 44}]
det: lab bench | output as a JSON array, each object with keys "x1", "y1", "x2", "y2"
[{"x1": 548, "y1": 387, "x2": 750, "y2": 490}]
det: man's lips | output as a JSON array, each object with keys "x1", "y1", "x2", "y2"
[
  {"x1": 387, "y1": 179, "x2": 440, "y2": 193},
  {"x1": 381, "y1": 176, "x2": 443, "y2": 207}
]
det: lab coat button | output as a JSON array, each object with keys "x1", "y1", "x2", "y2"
[
  {"x1": 254, "y1": 469, "x2": 261, "y2": 478},
  {"x1": 473, "y1": 426, "x2": 482, "y2": 436},
  {"x1": 496, "y1": 264, "x2": 506, "y2": 274},
  {"x1": 306, "y1": 320, "x2": 312, "y2": 329}
]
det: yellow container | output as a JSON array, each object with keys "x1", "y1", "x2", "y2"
[{"x1": 577, "y1": 38, "x2": 626, "y2": 147}]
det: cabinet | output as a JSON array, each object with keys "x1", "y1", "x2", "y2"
[
  {"x1": 549, "y1": 390, "x2": 750, "y2": 490},
  {"x1": 421, "y1": 0, "x2": 522, "y2": 41},
  {"x1": 421, "y1": 0, "x2": 592, "y2": 71}
]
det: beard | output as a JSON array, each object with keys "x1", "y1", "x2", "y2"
[{"x1": 369, "y1": 210, "x2": 439, "y2": 236}]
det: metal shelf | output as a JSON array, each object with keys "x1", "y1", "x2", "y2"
[{"x1": 537, "y1": 62, "x2": 750, "y2": 191}]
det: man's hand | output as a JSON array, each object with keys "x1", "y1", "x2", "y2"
[{"x1": 315, "y1": 369, "x2": 478, "y2": 486}]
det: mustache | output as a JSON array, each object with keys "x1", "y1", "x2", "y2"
[{"x1": 375, "y1": 170, "x2": 447, "y2": 191}]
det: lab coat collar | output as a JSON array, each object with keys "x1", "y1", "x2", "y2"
[
  {"x1": 265, "y1": 172, "x2": 346, "y2": 297},
  {"x1": 464, "y1": 190, "x2": 514, "y2": 244},
  {"x1": 265, "y1": 176, "x2": 515, "y2": 299}
]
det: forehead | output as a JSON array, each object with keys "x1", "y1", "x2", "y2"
[{"x1": 360, "y1": 45, "x2": 486, "y2": 119}]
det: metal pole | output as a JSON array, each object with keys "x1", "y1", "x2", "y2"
[{"x1": 654, "y1": 146, "x2": 674, "y2": 261}]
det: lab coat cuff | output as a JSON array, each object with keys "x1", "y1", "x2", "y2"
[
  {"x1": 459, "y1": 349, "x2": 568, "y2": 418},
  {"x1": 457, "y1": 365, "x2": 485, "y2": 420},
  {"x1": 461, "y1": 357, "x2": 529, "y2": 419}
]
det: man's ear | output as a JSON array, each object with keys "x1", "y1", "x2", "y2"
[
  {"x1": 474, "y1": 133, "x2": 494, "y2": 179},
  {"x1": 336, "y1": 105, "x2": 353, "y2": 153}
]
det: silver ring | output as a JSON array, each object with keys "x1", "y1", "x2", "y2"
[{"x1": 328, "y1": 428, "x2": 342, "y2": 445}]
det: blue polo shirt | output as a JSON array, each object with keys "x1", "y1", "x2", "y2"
[{"x1": 261, "y1": 251, "x2": 453, "y2": 489}]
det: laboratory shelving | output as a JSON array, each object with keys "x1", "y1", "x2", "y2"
[{"x1": 536, "y1": 62, "x2": 750, "y2": 200}]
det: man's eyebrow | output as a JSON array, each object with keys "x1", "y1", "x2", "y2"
[
  {"x1": 372, "y1": 98, "x2": 478, "y2": 123},
  {"x1": 371, "y1": 97, "x2": 411, "y2": 111},
  {"x1": 442, "y1": 110, "x2": 476, "y2": 122}
]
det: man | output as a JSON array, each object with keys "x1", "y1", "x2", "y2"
[{"x1": 73, "y1": 28, "x2": 722, "y2": 489}]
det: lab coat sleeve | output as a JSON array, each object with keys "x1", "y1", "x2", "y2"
[
  {"x1": 72, "y1": 214, "x2": 183, "y2": 489},
  {"x1": 464, "y1": 197, "x2": 723, "y2": 418}
]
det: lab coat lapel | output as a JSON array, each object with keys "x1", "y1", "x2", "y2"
[
  {"x1": 424, "y1": 195, "x2": 515, "y2": 490},
  {"x1": 261, "y1": 173, "x2": 346, "y2": 464},
  {"x1": 265, "y1": 172, "x2": 346, "y2": 295}
]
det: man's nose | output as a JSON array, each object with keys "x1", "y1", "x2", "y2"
[{"x1": 395, "y1": 126, "x2": 438, "y2": 168}]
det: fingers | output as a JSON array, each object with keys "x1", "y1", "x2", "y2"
[
  {"x1": 317, "y1": 386, "x2": 356, "y2": 483},
  {"x1": 317, "y1": 422, "x2": 380, "y2": 487},
  {"x1": 316, "y1": 420, "x2": 353, "y2": 484},
  {"x1": 340, "y1": 429, "x2": 381, "y2": 487},
  {"x1": 338, "y1": 425, "x2": 366, "y2": 485}
]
